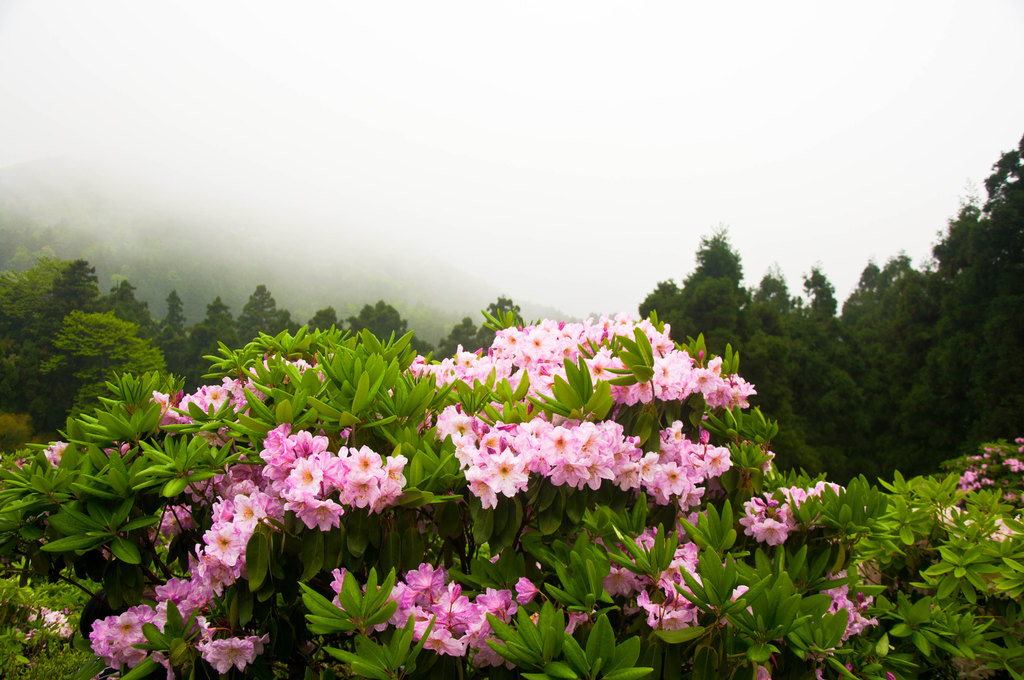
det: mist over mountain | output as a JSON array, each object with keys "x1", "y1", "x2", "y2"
[{"x1": 0, "y1": 158, "x2": 568, "y2": 342}]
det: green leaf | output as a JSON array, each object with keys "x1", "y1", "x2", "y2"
[
  {"x1": 111, "y1": 537, "x2": 141, "y2": 564},
  {"x1": 352, "y1": 371, "x2": 371, "y2": 413},
  {"x1": 120, "y1": 658, "x2": 159, "y2": 680},
  {"x1": 544, "y1": 660, "x2": 578, "y2": 679},
  {"x1": 275, "y1": 399, "x2": 294, "y2": 424},
  {"x1": 561, "y1": 636, "x2": 590, "y2": 676},
  {"x1": 161, "y1": 477, "x2": 189, "y2": 498},
  {"x1": 746, "y1": 643, "x2": 773, "y2": 663},
  {"x1": 603, "y1": 669, "x2": 656, "y2": 680},
  {"x1": 300, "y1": 530, "x2": 326, "y2": 581},
  {"x1": 247, "y1": 530, "x2": 270, "y2": 592},
  {"x1": 652, "y1": 627, "x2": 705, "y2": 644},
  {"x1": 473, "y1": 506, "x2": 495, "y2": 544},
  {"x1": 42, "y1": 533, "x2": 107, "y2": 552},
  {"x1": 586, "y1": 614, "x2": 615, "y2": 669}
]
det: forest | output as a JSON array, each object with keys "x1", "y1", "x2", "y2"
[{"x1": 1, "y1": 134, "x2": 1022, "y2": 483}]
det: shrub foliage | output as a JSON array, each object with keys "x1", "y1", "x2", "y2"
[{"x1": 0, "y1": 316, "x2": 1021, "y2": 679}]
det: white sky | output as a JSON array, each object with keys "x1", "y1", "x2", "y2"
[{"x1": 1, "y1": 1, "x2": 1023, "y2": 317}]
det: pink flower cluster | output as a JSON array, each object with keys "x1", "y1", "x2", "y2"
[
  {"x1": 953, "y1": 439, "x2": 1024, "y2": 506},
  {"x1": 437, "y1": 406, "x2": 732, "y2": 510},
  {"x1": 198, "y1": 634, "x2": 269, "y2": 674},
  {"x1": 25, "y1": 606, "x2": 73, "y2": 639},
  {"x1": 153, "y1": 376, "x2": 254, "y2": 427},
  {"x1": 337, "y1": 563, "x2": 519, "y2": 667},
  {"x1": 412, "y1": 315, "x2": 755, "y2": 412},
  {"x1": 260, "y1": 425, "x2": 408, "y2": 524},
  {"x1": 157, "y1": 504, "x2": 196, "y2": 540},
  {"x1": 90, "y1": 604, "x2": 171, "y2": 670},
  {"x1": 43, "y1": 441, "x2": 67, "y2": 467},
  {"x1": 822, "y1": 572, "x2": 877, "y2": 641},
  {"x1": 89, "y1": 599, "x2": 266, "y2": 676},
  {"x1": 740, "y1": 482, "x2": 842, "y2": 546}
]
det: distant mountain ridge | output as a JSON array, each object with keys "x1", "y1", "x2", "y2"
[{"x1": 0, "y1": 158, "x2": 567, "y2": 342}]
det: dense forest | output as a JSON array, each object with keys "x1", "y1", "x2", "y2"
[
  {"x1": 1, "y1": 134, "x2": 1021, "y2": 483},
  {"x1": 0, "y1": 256, "x2": 520, "y2": 437},
  {"x1": 639, "y1": 134, "x2": 1024, "y2": 481}
]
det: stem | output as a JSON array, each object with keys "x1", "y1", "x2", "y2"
[
  {"x1": 53, "y1": 570, "x2": 98, "y2": 599},
  {"x1": 152, "y1": 552, "x2": 177, "y2": 581}
]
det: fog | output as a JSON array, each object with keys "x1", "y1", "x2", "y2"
[{"x1": 2, "y1": 1, "x2": 1024, "y2": 319}]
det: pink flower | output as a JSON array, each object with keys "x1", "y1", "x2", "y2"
[
  {"x1": 752, "y1": 518, "x2": 790, "y2": 546},
  {"x1": 199, "y1": 635, "x2": 267, "y2": 674},
  {"x1": 203, "y1": 523, "x2": 246, "y2": 567},
  {"x1": 515, "y1": 577, "x2": 540, "y2": 605},
  {"x1": 604, "y1": 567, "x2": 641, "y2": 597},
  {"x1": 422, "y1": 626, "x2": 467, "y2": 656},
  {"x1": 44, "y1": 441, "x2": 67, "y2": 467},
  {"x1": 286, "y1": 457, "x2": 324, "y2": 499},
  {"x1": 233, "y1": 494, "x2": 268, "y2": 532},
  {"x1": 465, "y1": 467, "x2": 499, "y2": 509},
  {"x1": 484, "y1": 450, "x2": 529, "y2": 498},
  {"x1": 405, "y1": 563, "x2": 447, "y2": 606},
  {"x1": 293, "y1": 497, "x2": 344, "y2": 531}
]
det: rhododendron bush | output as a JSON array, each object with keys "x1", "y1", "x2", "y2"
[
  {"x1": 943, "y1": 438, "x2": 1024, "y2": 509},
  {"x1": 1, "y1": 314, "x2": 1022, "y2": 679}
]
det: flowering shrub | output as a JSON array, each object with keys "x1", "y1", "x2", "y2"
[
  {"x1": 863, "y1": 471, "x2": 1024, "y2": 678},
  {"x1": 0, "y1": 314, "x2": 1021, "y2": 679},
  {"x1": 943, "y1": 438, "x2": 1024, "y2": 508},
  {"x1": 0, "y1": 578, "x2": 88, "y2": 679}
]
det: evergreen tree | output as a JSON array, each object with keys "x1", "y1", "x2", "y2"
[
  {"x1": 308, "y1": 306, "x2": 339, "y2": 331},
  {"x1": 157, "y1": 290, "x2": 190, "y2": 379},
  {"x1": 840, "y1": 255, "x2": 937, "y2": 478},
  {"x1": 347, "y1": 300, "x2": 434, "y2": 354},
  {"x1": 802, "y1": 267, "x2": 837, "y2": 318},
  {"x1": 437, "y1": 297, "x2": 521, "y2": 357},
  {"x1": 40, "y1": 259, "x2": 100, "y2": 337},
  {"x1": 236, "y1": 284, "x2": 293, "y2": 341},
  {"x1": 436, "y1": 317, "x2": 480, "y2": 357},
  {"x1": 915, "y1": 134, "x2": 1024, "y2": 462},
  {"x1": 162, "y1": 290, "x2": 186, "y2": 334},
  {"x1": 740, "y1": 270, "x2": 810, "y2": 469},
  {"x1": 102, "y1": 279, "x2": 155, "y2": 337},
  {"x1": 639, "y1": 229, "x2": 748, "y2": 351},
  {"x1": 346, "y1": 300, "x2": 409, "y2": 339},
  {"x1": 186, "y1": 297, "x2": 238, "y2": 387}
]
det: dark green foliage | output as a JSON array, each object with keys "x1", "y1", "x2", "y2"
[
  {"x1": 347, "y1": 300, "x2": 408, "y2": 339},
  {"x1": 42, "y1": 311, "x2": 166, "y2": 412},
  {"x1": 156, "y1": 290, "x2": 189, "y2": 379},
  {"x1": 922, "y1": 137, "x2": 1024, "y2": 456},
  {"x1": 308, "y1": 306, "x2": 340, "y2": 331},
  {"x1": 50, "y1": 260, "x2": 100, "y2": 315},
  {"x1": 237, "y1": 284, "x2": 297, "y2": 342},
  {"x1": 637, "y1": 134, "x2": 1024, "y2": 481},
  {"x1": 102, "y1": 279, "x2": 155, "y2": 338},
  {"x1": 185, "y1": 296, "x2": 238, "y2": 387},
  {"x1": 436, "y1": 297, "x2": 522, "y2": 357},
  {"x1": 436, "y1": 316, "x2": 479, "y2": 357},
  {"x1": 802, "y1": 266, "x2": 836, "y2": 318},
  {"x1": 348, "y1": 300, "x2": 432, "y2": 355},
  {"x1": 639, "y1": 230, "x2": 749, "y2": 354}
]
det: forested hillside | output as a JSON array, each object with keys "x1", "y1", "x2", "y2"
[
  {"x1": 0, "y1": 253, "x2": 524, "y2": 438},
  {"x1": 0, "y1": 160, "x2": 565, "y2": 341},
  {"x1": 639, "y1": 134, "x2": 1024, "y2": 481}
]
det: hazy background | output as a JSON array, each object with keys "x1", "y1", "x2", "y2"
[{"x1": 2, "y1": 0, "x2": 1023, "y2": 319}]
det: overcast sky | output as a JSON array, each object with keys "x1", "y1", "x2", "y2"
[{"x1": 1, "y1": 1, "x2": 1022, "y2": 317}]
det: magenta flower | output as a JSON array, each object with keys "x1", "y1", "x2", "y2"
[{"x1": 199, "y1": 635, "x2": 267, "y2": 674}]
